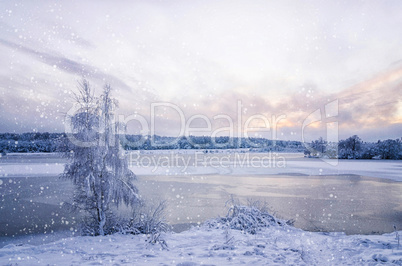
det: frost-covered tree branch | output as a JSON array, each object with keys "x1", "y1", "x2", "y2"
[{"x1": 61, "y1": 79, "x2": 140, "y2": 236}]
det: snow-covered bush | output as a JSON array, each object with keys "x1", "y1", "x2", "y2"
[
  {"x1": 122, "y1": 201, "x2": 169, "y2": 236},
  {"x1": 77, "y1": 200, "x2": 169, "y2": 250},
  {"x1": 110, "y1": 201, "x2": 169, "y2": 249},
  {"x1": 206, "y1": 197, "x2": 292, "y2": 234}
]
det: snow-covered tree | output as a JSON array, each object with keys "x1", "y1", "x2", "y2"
[
  {"x1": 376, "y1": 138, "x2": 402, "y2": 159},
  {"x1": 338, "y1": 135, "x2": 362, "y2": 159},
  {"x1": 304, "y1": 137, "x2": 327, "y2": 157},
  {"x1": 62, "y1": 79, "x2": 140, "y2": 236}
]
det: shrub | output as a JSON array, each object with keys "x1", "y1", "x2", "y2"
[{"x1": 205, "y1": 197, "x2": 292, "y2": 234}]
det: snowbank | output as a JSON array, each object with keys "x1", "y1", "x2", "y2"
[{"x1": 0, "y1": 226, "x2": 401, "y2": 265}]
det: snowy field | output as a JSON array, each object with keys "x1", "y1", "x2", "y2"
[
  {"x1": 0, "y1": 224, "x2": 401, "y2": 265},
  {"x1": 0, "y1": 151, "x2": 401, "y2": 265}
]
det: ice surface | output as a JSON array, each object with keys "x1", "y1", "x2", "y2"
[{"x1": 1, "y1": 151, "x2": 401, "y2": 181}]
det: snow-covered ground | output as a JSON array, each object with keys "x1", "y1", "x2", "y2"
[{"x1": 0, "y1": 224, "x2": 401, "y2": 265}]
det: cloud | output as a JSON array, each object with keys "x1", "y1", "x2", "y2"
[
  {"x1": 336, "y1": 64, "x2": 402, "y2": 128},
  {"x1": 0, "y1": 38, "x2": 137, "y2": 93},
  {"x1": 150, "y1": 65, "x2": 402, "y2": 141},
  {"x1": 0, "y1": 1, "x2": 402, "y2": 142}
]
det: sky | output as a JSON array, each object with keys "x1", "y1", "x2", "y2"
[{"x1": 0, "y1": 0, "x2": 401, "y2": 142}]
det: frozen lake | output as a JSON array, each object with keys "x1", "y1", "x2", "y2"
[{"x1": 0, "y1": 152, "x2": 401, "y2": 247}]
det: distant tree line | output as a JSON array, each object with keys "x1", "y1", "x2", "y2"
[
  {"x1": 121, "y1": 135, "x2": 304, "y2": 152},
  {"x1": 0, "y1": 132, "x2": 65, "y2": 153},
  {"x1": 1, "y1": 133, "x2": 401, "y2": 159},
  {"x1": 305, "y1": 135, "x2": 402, "y2": 160},
  {"x1": 0, "y1": 133, "x2": 304, "y2": 153}
]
